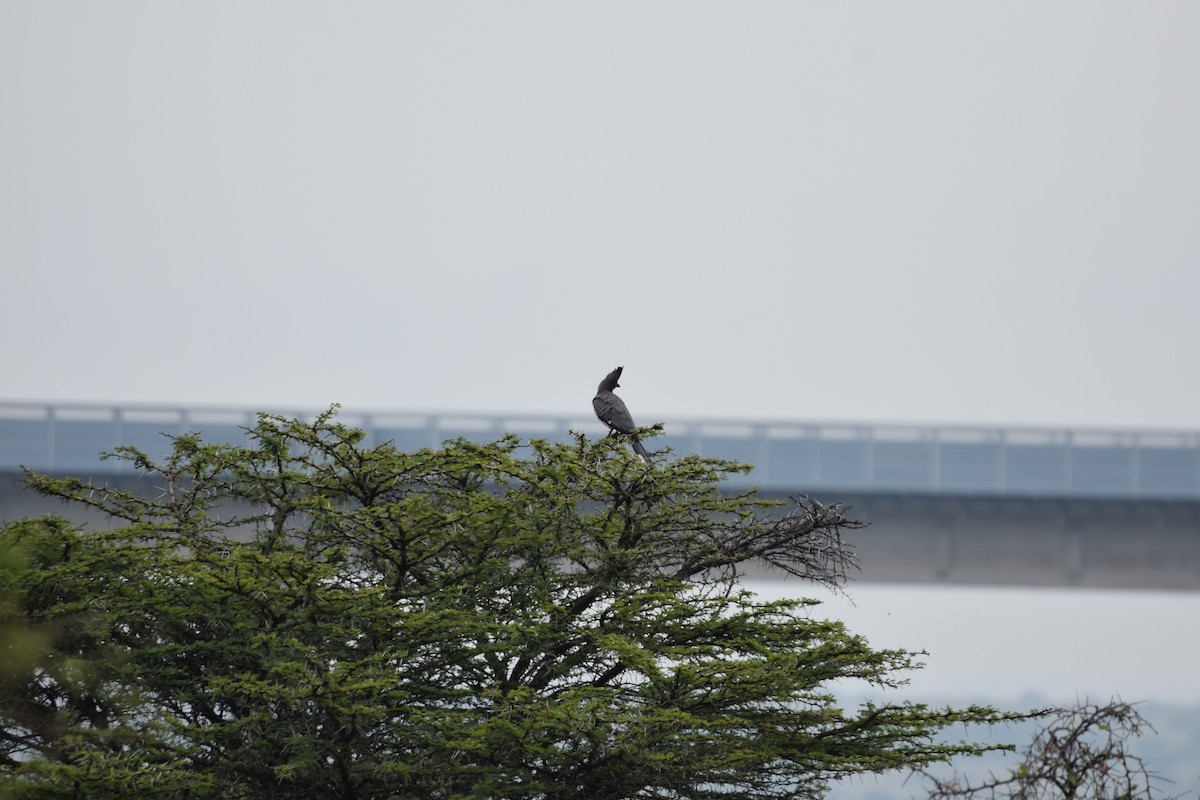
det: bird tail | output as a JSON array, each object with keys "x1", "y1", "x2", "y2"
[{"x1": 630, "y1": 436, "x2": 650, "y2": 463}]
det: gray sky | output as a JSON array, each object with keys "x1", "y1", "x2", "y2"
[{"x1": 3, "y1": 2, "x2": 1199, "y2": 429}]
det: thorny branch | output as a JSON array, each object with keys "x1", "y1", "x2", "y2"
[
  {"x1": 918, "y1": 699, "x2": 1177, "y2": 800},
  {"x1": 674, "y1": 495, "x2": 862, "y2": 591}
]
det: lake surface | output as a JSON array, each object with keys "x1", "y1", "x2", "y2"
[{"x1": 743, "y1": 580, "x2": 1200, "y2": 707}]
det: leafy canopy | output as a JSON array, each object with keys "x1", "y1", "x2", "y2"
[{"x1": 1, "y1": 409, "x2": 1030, "y2": 799}]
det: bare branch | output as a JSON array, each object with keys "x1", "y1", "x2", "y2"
[
  {"x1": 674, "y1": 495, "x2": 862, "y2": 590},
  {"x1": 918, "y1": 698, "x2": 1178, "y2": 800}
]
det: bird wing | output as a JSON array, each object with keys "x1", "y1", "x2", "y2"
[{"x1": 593, "y1": 391, "x2": 636, "y2": 434}]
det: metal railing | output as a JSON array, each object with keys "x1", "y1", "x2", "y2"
[{"x1": 3, "y1": 400, "x2": 1200, "y2": 500}]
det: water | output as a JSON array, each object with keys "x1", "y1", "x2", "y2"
[{"x1": 743, "y1": 580, "x2": 1200, "y2": 706}]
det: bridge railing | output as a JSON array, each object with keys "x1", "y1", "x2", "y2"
[{"x1": 3, "y1": 401, "x2": 1200, "y2": 500}]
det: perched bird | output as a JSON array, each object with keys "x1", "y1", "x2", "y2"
[{"x1": 593, "y1": 366, "x2": 650, "y2": 461}]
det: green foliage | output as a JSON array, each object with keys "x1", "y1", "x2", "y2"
[{"x1": 1, "y1": 409, "x2": 1031, "y2": 798}]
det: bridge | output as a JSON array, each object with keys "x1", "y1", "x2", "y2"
[{"x1": 3, "y1": 400, "x2": 1198, "y2": 590}]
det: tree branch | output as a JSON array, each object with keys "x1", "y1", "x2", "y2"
[{"x1": 674, "y1": 495, "x2": 862, "y2": 590}]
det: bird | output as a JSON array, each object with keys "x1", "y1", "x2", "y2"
[{"x1": 593, "y1": 366, "x2": 650, "y2": 461}]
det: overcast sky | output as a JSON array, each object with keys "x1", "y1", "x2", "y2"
[{"x1": 3, "y1": 3, "x2": 1199, "y2": 431}]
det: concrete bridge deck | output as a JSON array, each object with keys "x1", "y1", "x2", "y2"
[{"x1": 3, "y1": 401, "x2": 1198, "y2": 590}]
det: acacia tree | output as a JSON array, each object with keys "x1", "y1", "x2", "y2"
[
  {"x1": 919, "y1": 700, "x2": 1178, "y2": 800},
  {"x1": 1, "y1": 409, "x2": 1031, "y2": 799}
]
